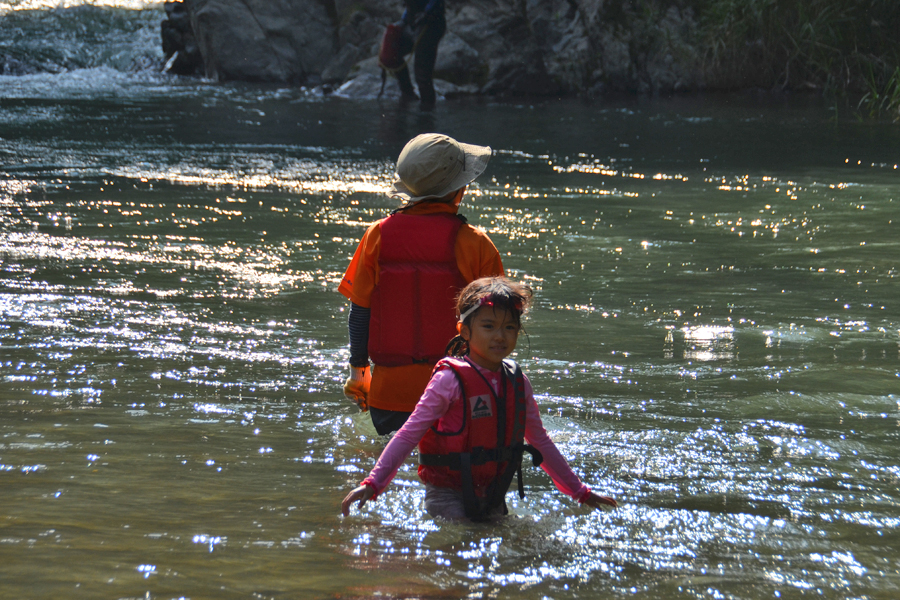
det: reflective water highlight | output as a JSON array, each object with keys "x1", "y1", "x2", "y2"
[{"x1": 2, "y1": 65, "x2": 900, "y2": 599}]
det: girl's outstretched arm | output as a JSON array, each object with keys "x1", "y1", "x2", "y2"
[
  {"x1": 339, "y1": 369, "x2": 460, "y2": 517},
  {"x1": 521, "y1": 376, "x2": 617, "y2": 506},
  {"x1": 342, "y1": 483, "x2": 376, "y2": 516},
  {"x1": 581, "y1": 490, "x2": 617, "y2": 509}
]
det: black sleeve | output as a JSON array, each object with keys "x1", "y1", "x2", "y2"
[{"x1": 348, "y1": 302, "x2": 371, "y2": 368}]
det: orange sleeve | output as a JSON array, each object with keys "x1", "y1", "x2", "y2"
[
  {"x1": 455, "y1": 223, "x2": 504, "y2": 282},
  {"x1": 337, "y1": 221, "x2": 382, "y2": 308}
]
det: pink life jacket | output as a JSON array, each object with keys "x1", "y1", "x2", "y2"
[
  {"x1": 367, "y1": 212, "x2": 465, "y2": 366},
  {"x1": 418, "y1": 356, "x2": 541, "y2": 520}
]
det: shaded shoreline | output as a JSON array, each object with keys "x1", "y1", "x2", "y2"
[{"x1": 163, "y1": 0, "x2": 899, "y2": 120}]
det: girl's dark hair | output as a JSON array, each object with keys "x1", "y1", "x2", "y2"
[{"x1": 445, "y1": 276, "x2": 533, "y2": 358}]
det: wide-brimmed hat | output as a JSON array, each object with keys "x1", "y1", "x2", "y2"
[{"x1": 390, "y1": 133, "x2": 492, "y2": 203}]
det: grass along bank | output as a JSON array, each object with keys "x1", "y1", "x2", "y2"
[{"x1": 695, "y1": 0, "x2": 900, "y2": 119}]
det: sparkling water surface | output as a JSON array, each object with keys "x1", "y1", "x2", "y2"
[{"x1": 2, "y1": 6, "x2": 900, "y2": 600}]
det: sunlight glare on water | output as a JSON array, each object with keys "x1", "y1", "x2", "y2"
[{"x1": 1, "y1": 56, "x2": 900, "y2": 599}]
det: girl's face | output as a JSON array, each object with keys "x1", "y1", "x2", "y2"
[{"x1": 461, "y1": 305, "x2": 520, "y2": 371}]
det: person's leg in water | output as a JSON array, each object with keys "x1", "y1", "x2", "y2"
[
  {"x1": 369, "y1": 406, "x2": 412, "y2": 436},
  {"x1": 424, "y1": 484, "x2": 467, "y2": 520},
  {"x1": 393, "y1": 19, "x2": 419, "y2": 101},
  {"x1": 424, "y1": 484, "x2": 507, "y2": 521},
  {"x1": 412, "y1": 17, "x2": 446, "y2": 108},
  {"x1": 395, "y1": 64, "x2": 419, "y2": 102}
]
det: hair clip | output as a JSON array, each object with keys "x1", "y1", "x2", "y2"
[{"x1": 458, "y1": 297, "x2": 490, "y2": 323}]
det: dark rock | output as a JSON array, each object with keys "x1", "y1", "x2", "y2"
[
  {"x1": 433, "y1": 32, "x2": 484, "y2": 87},
  {"x1": 482, "y1": 47, "x2": 561, "y2": 96},
  {"x1": 1, "y1": 55, "x2": 34, "y2": 76},
  {"x1": 321, "y1": 43, "x2": 367, "y2": 84},
  {"x1": 161, "y1": 1, "x2": 203, "y2": 75}
]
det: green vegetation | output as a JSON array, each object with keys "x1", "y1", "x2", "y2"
[{"x1": 696, "y1": 0, "x2": 900, "y2": 119}]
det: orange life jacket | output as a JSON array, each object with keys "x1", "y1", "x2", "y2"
[
  {"x1": 367, "y1": 212, "x2": 465, "y2": 367},
  {"x1": 418, "y1": 356, "x2": 542, "y2": 520}
]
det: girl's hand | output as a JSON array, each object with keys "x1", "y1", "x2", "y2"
[
  {"x1": 582, "y1": 491, "x2": 617, "y2": 510},
  {"x1": 341, "y1": 484, "x2": 376, "y2": 516}
]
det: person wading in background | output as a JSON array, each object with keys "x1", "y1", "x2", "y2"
[
  {"x1": 338, "y1": 133, "x2": 504, "y2": 435},
  {"x1": 396, "y1": 0, "x2": 445, "y2": 108}
]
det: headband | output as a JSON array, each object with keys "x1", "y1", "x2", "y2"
[
  {"x1": 458, "y1": 299, "x2": 485, "y2": 323},
  {"x1": 457, "y1": 296, "x2": 524, "y2": 324}
]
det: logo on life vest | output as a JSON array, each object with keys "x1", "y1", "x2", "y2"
[{"x1": 469, "y1": 394, "x2": 493, "y2": 419}]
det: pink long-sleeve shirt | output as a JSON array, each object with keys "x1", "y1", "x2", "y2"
[{"x1": 362, "y1": 361, "x2": 591, "y2": 503}]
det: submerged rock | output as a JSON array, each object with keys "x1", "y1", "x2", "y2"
[{"x1": 334, "y1": 56, "x2": 477, "y2": 101}]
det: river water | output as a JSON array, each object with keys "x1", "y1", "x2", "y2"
[{"x1": 2, "y1": 3, "x2": 899, "y2": 600}]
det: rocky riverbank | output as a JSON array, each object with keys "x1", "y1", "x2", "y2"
[{"x1": 163, "y1": 0, "x2": 705, "y2": 99}]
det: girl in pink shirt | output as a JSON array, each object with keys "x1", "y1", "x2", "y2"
[{"x1": 341, "y1": 277, "x2": 617, "y2": 521}]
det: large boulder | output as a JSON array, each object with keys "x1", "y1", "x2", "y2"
[
  {"x1": 433, "y1": 32, "x2": 483, "y2": 87},
  {"x1": 184, "y1": 0, "x2": 335, "y2": 83}
]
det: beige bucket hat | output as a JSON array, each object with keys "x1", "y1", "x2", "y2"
[{"x1": 390, "y1": 133, "x2": 492, "y2": 203}]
